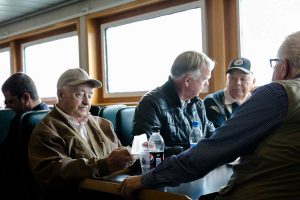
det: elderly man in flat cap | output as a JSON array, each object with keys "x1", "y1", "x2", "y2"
[{"x1": 28, "y1": 68, "x2": 135, "y2": 199}]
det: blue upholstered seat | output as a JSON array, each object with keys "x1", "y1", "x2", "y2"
[
  {"x1": 99, "y1": 104, "x2": 127, "y2": 131},
  {"x1": 115, "y1": 106, "x2": 135, "y2": 146},
  {"x1": 17, "y1": 110, "x2": 50, "y2": 199},
  {"x1": 0, "y1": 109, "x2": 16, "y2": 143}
]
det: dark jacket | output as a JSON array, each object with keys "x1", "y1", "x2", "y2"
[
  {"x1": 132, "y1": 77, "x2": 215, "y2": 150},
  {"x1": 204, "y1": 90, "x2": 231, "y2": 128}
]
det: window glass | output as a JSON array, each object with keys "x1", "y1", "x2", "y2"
[
  {"x1": 23, "y1": 32, "x2": 79, "y2": 99},
  {"x1": 101, "y1": 1, "x2": 206, "y2": 96},
  {"x1": 0, "y1": 48, "x2": 11, "y2": 108},
  {"x1": 239, "y1": 0, "x2": 300, "y2": 86}
]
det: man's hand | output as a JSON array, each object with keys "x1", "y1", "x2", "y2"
[
  {"x1": 106, "y1": 147, "x2": 135, "y2": 172},
  {"x1": 119, "y1": 175, "x2": 143, "y2": 200}
]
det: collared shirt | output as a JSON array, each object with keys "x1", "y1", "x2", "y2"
[
  {"x1": 224, "y1": 87, "x2": 251, "y2": 113},
  {"x1": 180, "y1": 99, "x2": 190, "y2": 110},
  {"x1": 223, "y1": 87, "x2": 237, "y2": 113},
  {"x1": 141, "y1": 82, "x2": 288, "y2": 188},
  {"x1": 55, "y1": 105, "x2": 90, "y2": 143}
]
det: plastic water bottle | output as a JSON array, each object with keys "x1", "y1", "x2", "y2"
[
  {"x1": 148, "y1": 127, "x2": 165, "y2": 169},
  {"x1": 189, "y1": 121, "x2": 203, "y2": 148}
]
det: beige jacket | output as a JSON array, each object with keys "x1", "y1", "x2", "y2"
[{"x1": 28, "y1": 105, "x2": 122, "y2": 191}]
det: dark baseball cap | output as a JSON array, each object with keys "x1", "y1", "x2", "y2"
[{"x1": 226, "y1": 57, "x2": 252, "y2": 74}]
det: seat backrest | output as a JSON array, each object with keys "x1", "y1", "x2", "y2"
[
  {"x1": 99, "y1": 104, "x2": 127, "y2": 131},
  {"x1": 19, "y1": 110, "x2": 50, "y2": 147},
  {"x1": 18, "y1": 110, "x2": 50, "y2": 199},
  {"x1": 115, "y1": 106, "x2": 136, "y2": 146},
  {"x1": 0, "y1": 109, "x2": 16, "y2": 143},
  {"x1": 89, "y1": 105, "x2": 101, "y2": 116}
]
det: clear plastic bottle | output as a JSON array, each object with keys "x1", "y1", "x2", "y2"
[
  {"x1": 189, "y1": 121, "x2": 203, "y2": 148},
  {"x1": 148, "y1": 127, "x2": 165, "y2": 169}
]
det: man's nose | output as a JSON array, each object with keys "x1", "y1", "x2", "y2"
[
  {"x1": 82, "y1": 95, "x2": 90, "y2": 103},
  {"x1": 235, "y1": 79, "x2": 242, "y2": 85}
]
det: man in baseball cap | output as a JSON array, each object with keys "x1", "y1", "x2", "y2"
[
  {"x1": 28, "y1": 68, "x2": 135, "y2": 198},
  {"x1": 204, "y1": 57, "x2": 256, "y2": 128}
]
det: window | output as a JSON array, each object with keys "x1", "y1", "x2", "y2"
[
  {"x1": 22, "y1": 32, "x2": 79, "y2": 99},
  {"x1": 101, "y1": 1, "x2": 206, "y2": 97},
  {"x1": 0, "y1": 48, "x2": 11, "y2": 108},
  {"x1": 239, "y1": 0, "x2": 300, "y2": 86}
]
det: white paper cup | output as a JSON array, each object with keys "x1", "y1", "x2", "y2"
[{"x1": 131, "y1": 134, "x2": 148, "y2": 155}]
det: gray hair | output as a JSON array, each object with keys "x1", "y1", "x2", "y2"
[
  {"x1": 170, "y1": 51, "x2": 215, "y2": 79},
  {"x1": 278, "y1": 31, "x2": 300, "y2": 70}
]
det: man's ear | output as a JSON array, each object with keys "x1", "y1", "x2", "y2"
[
  {"x1": 22, "y1": 93, "x2": 30, "y2": 102},
  {"x1": 183, "y1": 74, "x2": 191, "y2": 87},
  {"x1": 252, "y1": 77, "x2": 256, "y2": 85},
  {"x1": 21, "y1": 93, "x2": 31, "y2": 106},
  {"x1": 281, "y1": 59, "x2": 290, "y2": 79},
  {"x1": 57, "y1": 89, "x2": 63, "y2": 98}
]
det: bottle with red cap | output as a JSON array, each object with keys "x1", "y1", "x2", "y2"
[{"x1": 148, "y1": 127, "x2": 165, "y2": 169}]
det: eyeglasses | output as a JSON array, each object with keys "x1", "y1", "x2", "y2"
[{"x1": 269, "y1": 58, "x2": 281, "y2": 69}]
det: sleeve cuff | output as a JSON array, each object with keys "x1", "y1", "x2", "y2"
[{"x1": 97, "y1": 158, "x2": 111, "y2": 176}]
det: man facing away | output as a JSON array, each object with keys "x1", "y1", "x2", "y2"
[
  {"x1": 204, "y1": 57, "x2": 256, "y2": 128},
  {"x1": 132, "y1": 51, "x2": 216, "y2": 155},
  {"x1": 28, "y1": 68, "x2": 135, "y2": 199},
  {"x1": 2, "y1": 72, "x2": 49, "y2": 113},
  {"x1": 120, "y1": 31, "x2": 300, "y2": 200}
]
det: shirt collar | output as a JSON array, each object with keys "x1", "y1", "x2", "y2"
[
  {"x1": 224, "y1": 87, "x2": 237, "y2": 105},
  {"x1": 180, "y1": 99, "x2": 190, "y2": 109},
  {"x1": 55, "y1": 105, "x2": 87, "y2": 126}
]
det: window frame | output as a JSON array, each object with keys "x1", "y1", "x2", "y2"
[
  {"x1": 21, "y1": 31, "x2": 79, "y2": 101},
  {"x1": 0, "y1": 47, "x2": 11, "y2": 72},
  {"x1": 0, "y1": 47, "x2": 11, "y2": 108},
  {"x1": 98, "y1": 0, "x2": 207, "y2": 99}
]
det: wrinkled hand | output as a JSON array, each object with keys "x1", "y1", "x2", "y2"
[
  {"x1": 119, "y1": 175, "x2": 142, "y2": 200},
  {"x1": 107, "y1": 147, "x2": 136, "y2": 173}
]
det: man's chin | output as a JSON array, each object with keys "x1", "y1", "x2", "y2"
[
  {"x1": 79, "y1": 107, "x2": 89, "y2": 111},
  {"x1": 80, "y1": 111, "x2": 89, "y2": 116},
  {"x1": 75, "y1": 109, "x2": 88, "y2": 116}
]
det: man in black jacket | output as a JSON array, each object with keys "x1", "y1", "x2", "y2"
[{"x1": 132, "y1": 51, "x2": 216, "y2": 154}]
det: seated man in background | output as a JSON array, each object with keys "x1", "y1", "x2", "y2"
[
  {"x1": 132, "y1": 51, "x2": 216, "y2": 155},
  {"x1": 1, "y1": 72, "x2": 49, "y2": 198},
  {"x1": 120, "y1": 31, "x2": 300, "y2": 200},
  {"x1": 204, "y1": 57, "x2": 256, "y2": 128},
  {"x1": 2, "y1": 72, "x2": 49, "y2": 113},
  {"x1": 28, "y1": 68, "x2": 135, "y2": 199}
]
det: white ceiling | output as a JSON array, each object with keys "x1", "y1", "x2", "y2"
[{"x1": 0, "y1": 0, "x2": 83, "y2": 26}]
